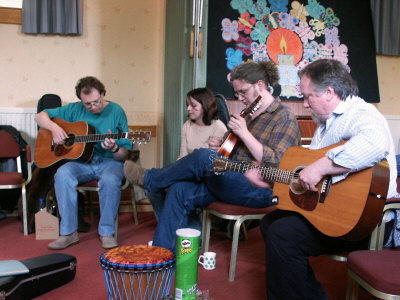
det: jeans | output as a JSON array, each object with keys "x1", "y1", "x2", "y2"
[
  {"x1": 260, "y1": 210, "x2": 368, "y2": 300},
  {"x1": 144, "y1": 148, "x2": 273, "y2": 253},
  {"x1": 54, "y1": 156, "x2": 124, "y2": 236}
]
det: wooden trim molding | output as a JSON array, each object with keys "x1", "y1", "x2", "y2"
[
  {"x1": 0, "y1": 7, "x2": 21, "y2": 24},
  {"x1": 128, "y1": 125, "x2": 157, "y2": 138}
]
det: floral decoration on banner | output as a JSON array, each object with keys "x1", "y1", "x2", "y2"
[{"x1": 224, "y1": 0, "x2": 349, "y2": 99}]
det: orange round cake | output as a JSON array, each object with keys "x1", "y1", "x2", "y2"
[{"x1": 104, "y1": 245, "x2": 174, "y2": 265}]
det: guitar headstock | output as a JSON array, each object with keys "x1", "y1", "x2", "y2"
[
  {"x1": 240, "y1": 95, "x2": 263, "y2": 118},
  {"x1": 250, "y1": 97, "x2": 262, "y2": 116},
  {"x1": 212, "y1": 157, "x2": 229, "y2": 173},
  {"x1": 128, "y1": 131, "x2": 151, "y2": 144}
]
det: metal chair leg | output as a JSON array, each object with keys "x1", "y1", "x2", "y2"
[
  {"x1": 203, "y1": 210, "x2": 212, "y2": 253},
  {"x1": 229, "y1": 216, "x2": 246, "y2": 282},
  {"x1": 22, "y1": 182, "x2": 28, "y2": 236},
  {"x1": 201, "y1": 208, "x2": 207, "y2": 252},
  {"x1": 346, "y1": 272, "x2": 359, "y2": 300}
]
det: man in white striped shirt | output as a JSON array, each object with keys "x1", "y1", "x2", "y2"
[{"x1": 246, "y1": 59, "x2": 397, "y2": 300}]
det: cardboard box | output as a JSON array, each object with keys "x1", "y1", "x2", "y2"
[{"x1": 35, "y1": 210, "x2": 59, "y2": 240}]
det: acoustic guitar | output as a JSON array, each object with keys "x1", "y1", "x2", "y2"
[
  {"x1": 217, "y1": 95, "x2": 262, "y2": 157},
  {"x1": 212, "y1": 143, "x2": 390, "y2": 241},
  {"x1": 34, "y1": 118, "x2": 151, "y2": 168}
]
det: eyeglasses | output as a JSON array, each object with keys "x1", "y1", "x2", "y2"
[
  {"x1": 234, "y1": 85, "x2": 253, "y2": 98},
  {"x1": 82, "y1": 97, "x2": 101, "y2": 107}
]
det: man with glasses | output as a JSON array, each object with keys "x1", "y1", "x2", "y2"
[
  {"x1": 124, "y1": 61, "x2": 301, "y2": 254},
  {"x1": 35, "y1": 76, "x2": 132, "y2": 250}
]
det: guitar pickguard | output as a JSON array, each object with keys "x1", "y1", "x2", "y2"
[
  {"x1": 54, "y1": 144, "x2": 73, "y2": 157},
  {"x1": 289, "y1": 189, "x2": 319, "y2": 211}
]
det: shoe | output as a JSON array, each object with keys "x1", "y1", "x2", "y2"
[
  {"x1": 124, "y1": 160, "x2": 146, "y2": 188},
  {"x1": 48, "y1": 231, "x2": 79, "y2": 250},
  {"x1": 100, "y1": 235, "x2": 118, "y2": 249}
]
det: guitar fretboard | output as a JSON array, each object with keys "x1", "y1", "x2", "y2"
[
  {"x1": 215, "y1": 159, "x2": 296, "y2": 185},
  {"x1": 69, "y1": 132, "x2": 129, "y2": 144}
]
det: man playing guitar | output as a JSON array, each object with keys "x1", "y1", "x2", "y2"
[
  {"x1": 246, "y1": 59, "x2": 398, "y2": 300},
  {"x1": 124, "y1": 61, "x2": 301, "y2": 254},
  {"x1": 35, "y1": 76, "x2": 132, "y2": 250}
]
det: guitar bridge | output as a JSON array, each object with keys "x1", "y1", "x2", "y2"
[{"x1": 319, "y1": 176, "x2": 332, "y2": 203}]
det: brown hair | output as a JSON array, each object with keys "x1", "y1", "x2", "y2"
[
  {"x1": 230, "y1": 61, "x2": 279, "y2": 89},
  {"x1": 186, "y1": 88, "x2": 219, "y2": 125},
  {"x1": 75, "y1": 76, "x2": 106, "y2": 100}
]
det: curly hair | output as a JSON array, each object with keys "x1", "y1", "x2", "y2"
[
  {"x1": 230, "y1": 61, "x2": 279, "y2": 90},
  {"x1": 75, "y1": 76, "x2": 106, "y2": 100},
  {"x1": 186, "y1": 88, "x2": 219, "y2": 125}
]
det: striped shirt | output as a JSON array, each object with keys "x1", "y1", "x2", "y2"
[
  {"x1": 229, "y1": 97, "x2": 301, "y2": 168},
  {"x1": 309, "y1": 96, "x2": 397, "y2": 198}
]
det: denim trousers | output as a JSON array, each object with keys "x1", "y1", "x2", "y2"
[
  {"x1": 54, "y1": 156, "x2": 124, "y2": 236},
  {"x1": 144, "y1": 148, "x2": 273, "y2": 253},
  {"x1": 145, "y1": 190, "x2": 203, "y2": 232}
]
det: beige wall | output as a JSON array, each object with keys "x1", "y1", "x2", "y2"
[
  {"x1": 376, "y1": 55, "x2": 400, "y2": 114},
  {"x1": 1, "y1": 2, "x2": 400, "y2": 166},
  {"x1": 0, "y1": 0, "x2": 165, "y2": 168}
]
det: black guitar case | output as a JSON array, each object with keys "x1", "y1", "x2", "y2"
[{"x1": 0, "y1": 253, "x2": 76, "y2": 299}]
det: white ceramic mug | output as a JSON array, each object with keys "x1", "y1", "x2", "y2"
[{"x1": 198, "y1": 252, "x2": 216, "y2": 270}]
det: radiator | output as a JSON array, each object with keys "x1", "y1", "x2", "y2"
[{"x1": 0, "y1": 107, "x2": 37, "y2": 153}]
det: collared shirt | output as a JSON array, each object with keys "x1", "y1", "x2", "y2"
[
  {"x1": 310, "y1": 96, "x2": 397, "y2": 198},
  {"x1": 229, "y1": 97, "x2": 301, "y2": 168}
]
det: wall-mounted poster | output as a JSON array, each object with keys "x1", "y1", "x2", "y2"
[{"x1": 206, "y1": 0, "x2": 380, "y2": 103}]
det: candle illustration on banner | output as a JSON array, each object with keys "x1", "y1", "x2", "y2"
[
  {"x1": 266, "y1": 28, "x2": 303, "y2": 98},
  {"x1": 278, "y1": 35, "x2": 298, "y2": 97}
]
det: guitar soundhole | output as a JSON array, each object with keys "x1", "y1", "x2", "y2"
[
  {"x1": 289, "y1": 167, "x2": 318, "y2": 211},
  {"x1": 64, "y1": 134, "x2": 75, "y2": 147},
  {"x1": 290, "y1": 181, "x2": 305, "y2": 194}
]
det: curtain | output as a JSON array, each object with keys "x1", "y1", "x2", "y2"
[
  {"x1": 22, "y1": 0, "x2": 83, "y2": 35},
  {"x1": 370, "y1": 0, "x2": 400, "y2": 56}
]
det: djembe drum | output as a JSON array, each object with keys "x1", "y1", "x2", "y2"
[{"x1": 100, "y1": 245, "x2": 175, "y2": 300}]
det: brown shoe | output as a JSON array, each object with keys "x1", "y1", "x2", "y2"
[
  {"x1": 48, "y1": 231, "x2": 79, "y2": 250},
  {"x1": 124, "y1": 160, "x2": 146, "y2": 188},
  {"x1": 100, "y1": 235, "x2": 118, "y2": 249}
]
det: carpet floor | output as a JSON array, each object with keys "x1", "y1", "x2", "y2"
[{"x1": 0, "y1": 211, "x2": 375, "y2": 299}]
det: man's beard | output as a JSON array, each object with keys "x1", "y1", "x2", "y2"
[{"x1": 311, "y1": 111, "x2": 326, "y2": 125}]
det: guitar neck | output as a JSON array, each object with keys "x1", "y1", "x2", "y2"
[
  {"x1": 218, "y1": 96, "x2": 262, "y2": 157},
  {"x1": 72, "y1": 132, "x2": 129, "y2": 144},
  {"x1": 220, "y1": 160, "x2": 294, "y2": 185}
]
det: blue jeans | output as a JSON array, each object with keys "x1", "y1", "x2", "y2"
[
  {"x1": 54, "y1": 156, "x2": 124, "y2": 236},
  {"x1": 144, "y1": 148, "x2": 272, "y2": 253},
  {"x1": 146, "y1": 189, "x2": 203, "y2": 232}
]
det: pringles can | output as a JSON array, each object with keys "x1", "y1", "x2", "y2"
[{"x1": 175, "y1": 228, "x2": 200, "y2": 300}]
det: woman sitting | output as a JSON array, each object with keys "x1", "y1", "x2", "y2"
[{"x1": 147, "y1": 87, "x2": 227, "y2": 229}]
